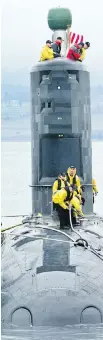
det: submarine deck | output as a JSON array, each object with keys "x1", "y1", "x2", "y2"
[{"x1": 1, "y1": 213, "x2": 103, "y2": 338}]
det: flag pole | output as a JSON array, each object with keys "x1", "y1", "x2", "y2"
[{"x1": 66, "y1": 25, "x2": 71, "y2": 55}]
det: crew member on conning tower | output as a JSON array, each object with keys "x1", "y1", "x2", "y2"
[
  {"x1": 66, "y1": 41, "x2": 90, "y2": 62},
  {"x1": 78, "y1": 41, "x2": 90, "y2": 62},
  {"x1": 51, "y1": 37, "x2": 62, "y2": 58},
  {"x1": 40, "y1": 40, "x2": 54, "y2": 61},
  {"x1": 66, "y1": 42, "x2": 84, "y2": 61}
]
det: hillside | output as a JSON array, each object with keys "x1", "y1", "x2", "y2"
[
  {"x1": 1, "y1": 69, "x2": 103, "y2": 141},
  {"x1": 1, "y1": 83, "x2": 103, "y2": 116}
]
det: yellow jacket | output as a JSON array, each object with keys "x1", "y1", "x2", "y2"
[
  {"x1": 52, "y1": 188, "x2": 72, "y2": 210},
  {"x1": 52, "y1": 178, "x2": 70, "y2": 195},
  {"x1": 66, "y1": 168, "x2": 81, "y2": 193},
  {"x1": 79, "y1": 48, "x2": 86, "y2": 61},
  {"x1": 69, "y1": 196, "x2": 84, "y2": 216},
  {"x1": 52, "y1": 179, "x2": 65, "y2": 194},
  {"x1": 52, "y1": 188, "x2": 84, "y2": 216},
  {"x1": 74, "y1": 193, "x2": 82, "y2": 202},
  {"x1": 40, "y1": 45, "x2": 54, "y2": 61},
  {"x1": 92, "y1": 178, "x2": 98, "y2": 194}
]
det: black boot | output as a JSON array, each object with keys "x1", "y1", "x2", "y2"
[
  {"x1": 60, "y1": 225, "x2": 64, "y2": 230},
  {"x1": 72, "y1": 216, "x2": 76, "y2": 225},
  {"x1": 73, "y1": 221, "x2": 80, "y2": 226},
  {"x1": 72, "y1": 216, "x2": 80, "y2": 227}
]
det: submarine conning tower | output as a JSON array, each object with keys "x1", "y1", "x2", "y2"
[{"x1": 30, "y1": 7, "x2": 93, "y2": 216}]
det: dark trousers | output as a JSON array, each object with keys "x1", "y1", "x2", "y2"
[
  {"x1": 57, "y1": 206, "x2": 70, "y2": 229},
  {"x1": 53, "y1": 202, "x2": 59, "y2": 211},
  {"x1": 57, "y1": 206, "x2": 77, "y2": 229}
]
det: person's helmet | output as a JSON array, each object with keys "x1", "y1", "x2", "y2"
[
  {"x1": 79, "y1": 42, "x2": 84, "y2": 47},
  {"x1": 58, "y1": 173, "x2": 65, "y2": 178},
  {"x1": 57, "y1": 37, "x2": 62, "y2": 41},
  {"x1": 56, "y1": 37, "x2": 63, "y2": 43},
  {"x1": 46, "y1": 40, "x2": 52, "y2": 44},
  {"x1": 85, "y1": 41, "x2": 90, "y2": 48},
  {"x1": 70, "y1": 165, "x2": 75, "y2": 169}
]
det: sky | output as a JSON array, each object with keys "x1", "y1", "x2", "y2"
[{"x1": 1, "y1": 0, "x2": 103, "y2": 76}]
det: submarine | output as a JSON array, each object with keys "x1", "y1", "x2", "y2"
[{"x1": 1, "y1": 7, "x2": 103, "y2": 340}]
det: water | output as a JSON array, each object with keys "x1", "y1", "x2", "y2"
[
  {"x1": 1, "y1": 141, "x2": 103, "y2": 217},
  {"x1": 2, "y1": 325, "x2": 103, "y2": 339}
]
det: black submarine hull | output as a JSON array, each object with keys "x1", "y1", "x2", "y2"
[{"x1": 1, "y1": 214, "x2": 103, "y2": 337}]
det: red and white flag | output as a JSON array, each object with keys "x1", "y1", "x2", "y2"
[{"x1": 69, "y1": 32, "x2": 84, "y2": 45}]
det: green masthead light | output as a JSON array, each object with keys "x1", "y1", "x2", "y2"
[{"x1": 47, "y1": 7, "x2": 72, "y2": 31}]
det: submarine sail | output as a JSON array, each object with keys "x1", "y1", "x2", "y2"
[{"x1": 31, "y1": 59, "x2": 92, "y2": 215}]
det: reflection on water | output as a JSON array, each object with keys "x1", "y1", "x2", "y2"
[{"x1": 1, "y1": 324, "x2": 103, "y2": 339}]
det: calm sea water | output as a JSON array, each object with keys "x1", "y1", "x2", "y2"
[{"x1": 1, "y1": 141, "x2": 103, "y2": 218}]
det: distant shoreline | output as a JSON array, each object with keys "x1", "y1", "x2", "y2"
[{"x1": 1, "y1": 137, "x2": 103, "y2": 142}]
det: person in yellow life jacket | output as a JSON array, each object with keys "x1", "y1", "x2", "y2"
[
  {"x1": 40, "y1": 40, "x2": 54, "y2": 62},
  {"x1": 69, "y1": 184, "x2": 85, "y2": 225},
  {"x1": 92, "y1": 178, "x2": 98, "y2": 204},
  {"x1": 52, "y1": 186, "x2": 84, "y2": 229},
  {"x1": 79, "y1": 41, "x2": 90, "y2": 62},
  {"x1": 52, "y1": 173, "x2": 67, "y2": 194},
  {"x1": 52, "y1": 173, "x2": 70, "y2": 211},
  {"x1": 66, "y1": 166, "x2": 81, "y2": 195},
  {"x1": 66, "y1": 166, "x2": 83, "y2": 225},
  {"x1": 75, "y1": 185, "x2": 85, "y2": 205}
]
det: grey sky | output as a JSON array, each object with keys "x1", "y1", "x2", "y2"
[{"x1": 2, "y1": 0, "x2": 103, "y2": 72}]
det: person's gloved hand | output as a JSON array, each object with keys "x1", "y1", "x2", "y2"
[
  {"x1": 95, "y1": 192, "x2": 98, "y2": 196},
  {"x1": 81, "y1": 185, "x2": 85, "y2": 192},
  {"x1": 81, "y1": 197, "x2": 85, "y2": 206},
  {"x1": 79, "y1": 214, "x2": 85, "y2": 219}
]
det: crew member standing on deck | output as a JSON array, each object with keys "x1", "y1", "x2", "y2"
[
  {"x1": 52, "y1": 173, "x2": 69, "y2": 211},
  {"x1": 92, "y1": 178, "x2": 98, "y2": 204},
  {"x1": 66, "y1": 166, "x2": 81, "y2": 194},
  {"x1": 52, "y1": 186, "x2": 84, "y2": 229},
  {"x1": 65, "y1": 166, "x2": 82, "y2": 225}
]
